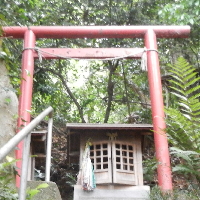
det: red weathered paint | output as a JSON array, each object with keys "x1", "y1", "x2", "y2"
[
  {"x1": 144, "y1": 29, "x2": 173, "y2": 191},
  {"x1": 3, "y1": 26, "x2": 190, "y2": 39},
  {"x1": 16, "y1": 30, "x2": 36, "y2": 188},
  {"x1": 33, "y1": 48, "x2": 144, "y2": 59}
]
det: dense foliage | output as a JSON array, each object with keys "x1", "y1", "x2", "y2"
[
  {"x1": 1, "y1": 0, "x2": 199, "y2": 125},
  {"x1": 0, "y1": 0, "x2": 200, "y2": 199}
]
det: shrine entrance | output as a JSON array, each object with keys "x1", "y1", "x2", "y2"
[
  {"x1": 67, "y1": 123, "x2": 152, "y2": 200},
  {"x1": 67, "y1": 123, "x2": 150, "y2": 186},
  {"x1": 2, "y1": 25, "x2": 190, "y2": 191},
  {"x1": 90, "y1": 141, "x2": 136, "y2": 185}
]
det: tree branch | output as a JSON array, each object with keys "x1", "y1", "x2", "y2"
[
  {"x1": 104, "y1": 60, "x2": 119, "y2": 123},
  {"x1": 114, "y1": 72, "x2": 150, "y2": 109},
  {"x1": 122, "y1": 63, "x2": 131, "y2": 116},
  {"x1": 38, "y1": 67, "x2": 86, "y2": 123}
]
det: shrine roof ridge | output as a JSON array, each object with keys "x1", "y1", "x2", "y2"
[{"x1": 66, "y1": 123, "x2": 153, "y2": 130}]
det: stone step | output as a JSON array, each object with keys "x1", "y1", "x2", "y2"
[
  {"x1": 27, "y1": 181, "x2": 62, "y2": 200},
  {"x1": 74, "y1": 185, "x2": 150, "y2": 200}
]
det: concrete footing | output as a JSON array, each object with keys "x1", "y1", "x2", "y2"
[{"x1": 74, "y1": 185, "x2": 150, "y2": 200}]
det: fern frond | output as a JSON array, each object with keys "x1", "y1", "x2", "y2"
[
  {"x1": 178, "y1": 102, "x2": 191, "y2": 112},
  {"x1": 170, "y1": 91, "x2": 187, "y2": 101},
  {"x1": 189, "y1": 101, "x2": 200, "y2": 111},
  {"x1": 184, "y1": 76, "x2": 200, "y2": 88},
  {"x1": 169, "y1": 80, "x2": 185, "y2": 90},
  {"x1": 170, "y1": 147, "x2": 199, "y2": 156},
  {"x1": 165, "y1": 57, "x2": 200, "y2": 153},
  {"x1": 172, "y1": 165, "x2": 199, "y2": 176},
  {"x1": 186, "y1": 85, "x2": 200, "y2": 96},
  {"x1": 182, "y1": 68, "x2": 197, "y2": 78},
  {"x1": 169, "y1": 57, "x2": 190, "y2": 73},
  {"x1": 189, "y1": 93, "x2": 200, "y2": 100},
  {"x1": 171, "y1": 148, "x2": 200, "y2": 179},
  {"x1": 191, "y1": 111, "x2": 200, "y2": 116}
]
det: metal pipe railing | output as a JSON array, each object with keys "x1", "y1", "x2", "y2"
[
  {"x1": 19, "y1": 133, "x2": 31, "y2": 200},
  {"x1": 0, "y1": 106, "x2": 53, "y2": 200},
  {"x1": 45, "y1": 113, "x2": 53, "y2": 182}
]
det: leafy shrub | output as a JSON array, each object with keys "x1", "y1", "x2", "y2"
[
  {"x1": 0, "y1": 156, "x2": 49, "y2": 199},
  {"x1": 0, "y1": 156, "x2": 19, "y2": 200},
  {"x1": 170, "y1": 147, "x2": 200, "y2": 184},
  {"x1": 143, "y1": 157, "x2": 157, "y2": 185},
  {"x1": 150, "y1": 185, "x2": 200, "y2": 200}
]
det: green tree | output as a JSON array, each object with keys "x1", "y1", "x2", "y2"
[
  {"x1": 1, "y1": 0, "x2": 155, "y2": 124},
  {"x1": 0, "y1": 0, "x2": 199, "y2": 126},
  {"x1": 158, "y1": 0, "x2": 200, "y2": 25}
]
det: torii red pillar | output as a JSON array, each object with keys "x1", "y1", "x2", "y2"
[
  {"x1": 145, "y1": 29, "x2": 172, "y2": 190},
  {"x1": 16, "y1": 30, "x2": 36, "y2": 187}
]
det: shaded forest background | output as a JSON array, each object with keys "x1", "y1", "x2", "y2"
[{"x1": 0, "y1": 0, "x2": 200, "y2": 199}]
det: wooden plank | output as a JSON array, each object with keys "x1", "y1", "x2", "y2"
[
  {"x1": 32, "y1": 134, "x2": 46, "y2": 141},
  {"x1": 69, "y1": 151, "x2": 79, "y2": 157},
  {"x1": 35, "y1": 154, "x2": 46, "y2": 158},
  {"x1": 31, "y1": 130, "x2": 47, "y2": 134},
  {"x1": 135, "y1": 135, "x2": 143, "y2": 185},
  {"x1": 33, "y1": 48, "x2": 144, "y2": 59}
]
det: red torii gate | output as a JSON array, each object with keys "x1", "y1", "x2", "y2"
[{"x1": 2, "y1": 26, "x2": 190, "y2": 191}]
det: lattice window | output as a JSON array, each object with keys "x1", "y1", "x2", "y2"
[
  {"x1": 90, "y1": 141, "x2": 137, "y2": 185},
  {"x1": 90, "y1": 142, "x2": 109, "y2": 171},
  {"x1": 115, "y1": 143, "x2": 134, "y2": 172}
]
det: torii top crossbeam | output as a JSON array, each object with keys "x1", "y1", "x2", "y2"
[
  {"x1": 2, "y1": 25, "x2": 190, "y2": 192},
  {"x1": 3, "y1": 25, "x2": 190, "y2": 38}
]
